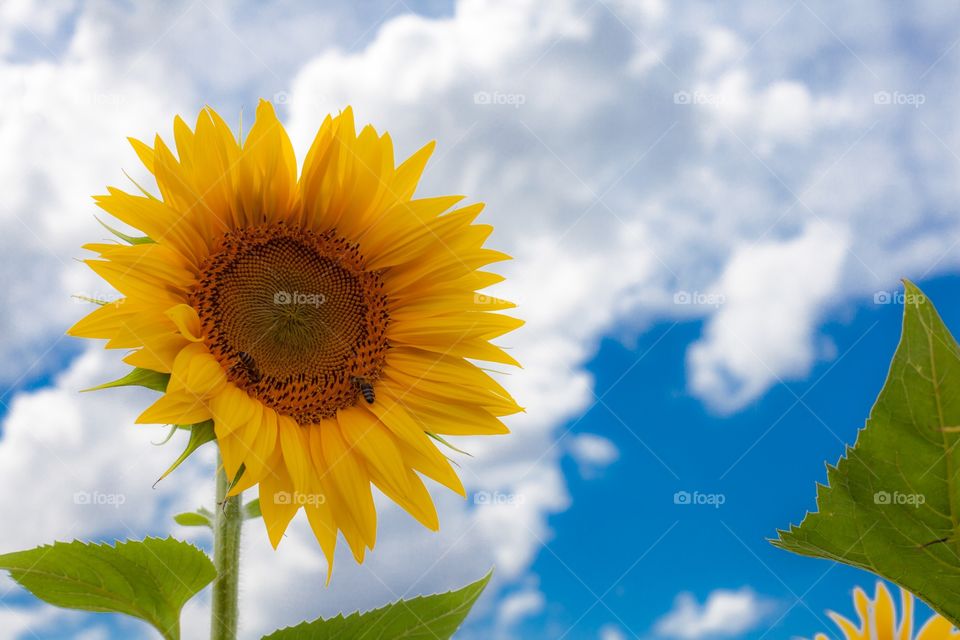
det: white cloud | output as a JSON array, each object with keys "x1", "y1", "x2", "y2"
[
  {"x1": 687, "y1": 220, "x2": 850, "y2": 412},
  {"x1": 654, "y1": 588, "x2": 777, "y2": 639},
  {"x1": 497, "y1": 589, "x2": 546, "y2": 628},
  {"x1": 599, "y1": 623, "x2": 628, "y2": 640},
  {"x1": 568, "y1": 433, "x2": 619, "y2": 478}
]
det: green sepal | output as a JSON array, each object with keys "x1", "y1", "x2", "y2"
[
  {"x1": 173, "y1": 507, "x2": 216, "y2": 529},
  {"x1": 82, "y1": 367, "x2": 169, "y2": 393},
  {"x1": 174, "y1": 501, "x2": 259, "y2": 529},
  {"x1": 243, "y1": 498, "x2": 262, "y2": 520},
  {"x1": 95, "y1": 215, "x2": 154, "y2": 245},
  {"x1": 427, "y1": 432, "x2": 473, "y2": 458},
  {"x1": 155, "y1": 420, "x2": 216, "y2": 487}
]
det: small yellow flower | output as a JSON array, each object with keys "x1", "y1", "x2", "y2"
[
  {"x1": 813, "y1": 582, "x2": 960, "y2": 640},
  {"x1": 69, "y1": 101, "x2": 522, "y2": 577}
]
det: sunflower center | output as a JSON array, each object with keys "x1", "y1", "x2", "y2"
[{"x1": 192, "y1": 223, "x2": 389, "y2": 423}]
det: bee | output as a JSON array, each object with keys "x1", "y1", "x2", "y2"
[
  {"x1": 235, "y1": 351, "x2": 262, "y2": 384},
  {"x1": 352, "y1": 376, "x2": 375, "y2": 404}
]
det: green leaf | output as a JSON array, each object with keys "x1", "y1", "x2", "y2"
[
  {"x1": 262, "y1": 570, "x2": 492, "y2": 640},
  {"x1": 155, "y1": 421, "x2": 216, "y2": 486},
  {"x1": 243, "y1": 498, "x2": 262, "y2": 520},
  {"x1": 174, "y1": 507, "x2": 215, "y2": 529},
  {"x1": 0, "y1": 537, "x2": 215, "y2": 640},
  {"x1": 775, "y1": 281, "x2": 960, "y2": 625},
  {"x1": 83, "y1": 367, "x2": 169, "y2": 393}
]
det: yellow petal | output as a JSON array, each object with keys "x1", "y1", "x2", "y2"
[
  {"x1": 258, "y1": 446, "x2": 298, "y2": 549},
  {"x1": 828, "y1": 611, "x2": 867, "y2": 640},
  {"x1": 898, "y1": 587, "x2": 914, "y2": 640},
  {"x1": 337, "y1": 406, "x2": 413, "y2": 496},
  {"x1": 319, "y1": 421, "x2": 377, "y2": 552},
  {"x1": 167, "y1": 343, "x2": 225, "y2": 396},
  {"x1": 874, "y1": 582, "x2": 895, "y2": 640},
  {"x1": 136, "y1": 389, "x2": 211, "y2": 425},
  {"x1": 304, "y1": 499, "x2": 338, "y2": 584},
  {"x1": 917, "y1": 615, "x2": 960, "y2": 640},
  {"x1": 209, "y1": 384, "x2": 259, "y2": 437},
  {"x1": 278, "y1": 415, "x2": 314, "y2": 494},
  {"x1": 165, "y1": 304, "x2": 204, "y2": 342},
  {"x1": 307, "y1": 423, "x2": 371, "y2": 563}
]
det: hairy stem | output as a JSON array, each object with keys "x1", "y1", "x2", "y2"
[{"x1": 210, "y1": 453, "x2": 242, "y2": 640}]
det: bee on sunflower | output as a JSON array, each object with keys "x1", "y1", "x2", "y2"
[
  {"x1": 68, "y1": 101, "x2": 522, "y2": 580},
  {"x1": 812, "y1": 582, "x2": 960, "y2": 640}
]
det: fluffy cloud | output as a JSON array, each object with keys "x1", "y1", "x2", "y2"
[
  {"x1": 687, "y1": 220, "x2": 850, "y2": 412},
  {"x1": 598, "y1": 623, "x2": 627, "y2": 640},
  {"x1": 285, "y1": 0, "x2": 960, "y2": 414},
  {"x1": 2, "y1": 0, "x2": 960, "y2": 638},
  {"x1": 654, "y1": 588, "x2": 777, "y2": 639},
  {"x1": 568, "y1": 432, "x2": 620, "y2": 478}
]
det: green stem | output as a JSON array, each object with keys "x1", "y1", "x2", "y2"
[{"x1": 211, "y1": 452, "x2": 242, "y2": 640}]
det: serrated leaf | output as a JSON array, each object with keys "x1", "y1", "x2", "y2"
[
  {"x1": 83, "y1": 367, "x2": 169, "y2": 393},
  {"x1": 775, "y1": 280, "x2": 960, "y2": 625},
  {"x1": 155, "y1": 421, "x2": 216, "y2": 486},
  {"x1": 262, "y1": 570, "x2": 492, "y2": 639},
  {"x1": 0, "y1": 537, "x2": 215, "y2": 640},
  {"x1": 174, "y1": 507, "x2": 215, "y2": 529},
  {"x1": 243, "y1": 498, "x2": 262, "y2": 520}
]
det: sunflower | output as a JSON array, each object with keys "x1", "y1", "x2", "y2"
[
  {"x1": 812, "y1": 582, "x2": 960, "y2": 640},
  {"x1": 68, "y1": 100, "x2": 522, "y2": 574}
]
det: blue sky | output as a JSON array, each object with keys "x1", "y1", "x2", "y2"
[
  {"x1": 2, "y1": 1, "x2": 960, "y2": 638},
  {"x1": 525, "y1": 275, "x2": 960, "y2": 638}
]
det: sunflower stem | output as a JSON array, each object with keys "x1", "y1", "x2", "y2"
[{"x1": 211, "y1": 452, "x2": 242, "y2": 640}]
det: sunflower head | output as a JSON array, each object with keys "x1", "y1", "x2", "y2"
[
  {"x1": 812, "y1": 582, "x2": 960, "y2": 640},
  {"x1": 69, "y1": 100, "x2": 522, "y2": 577}
]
